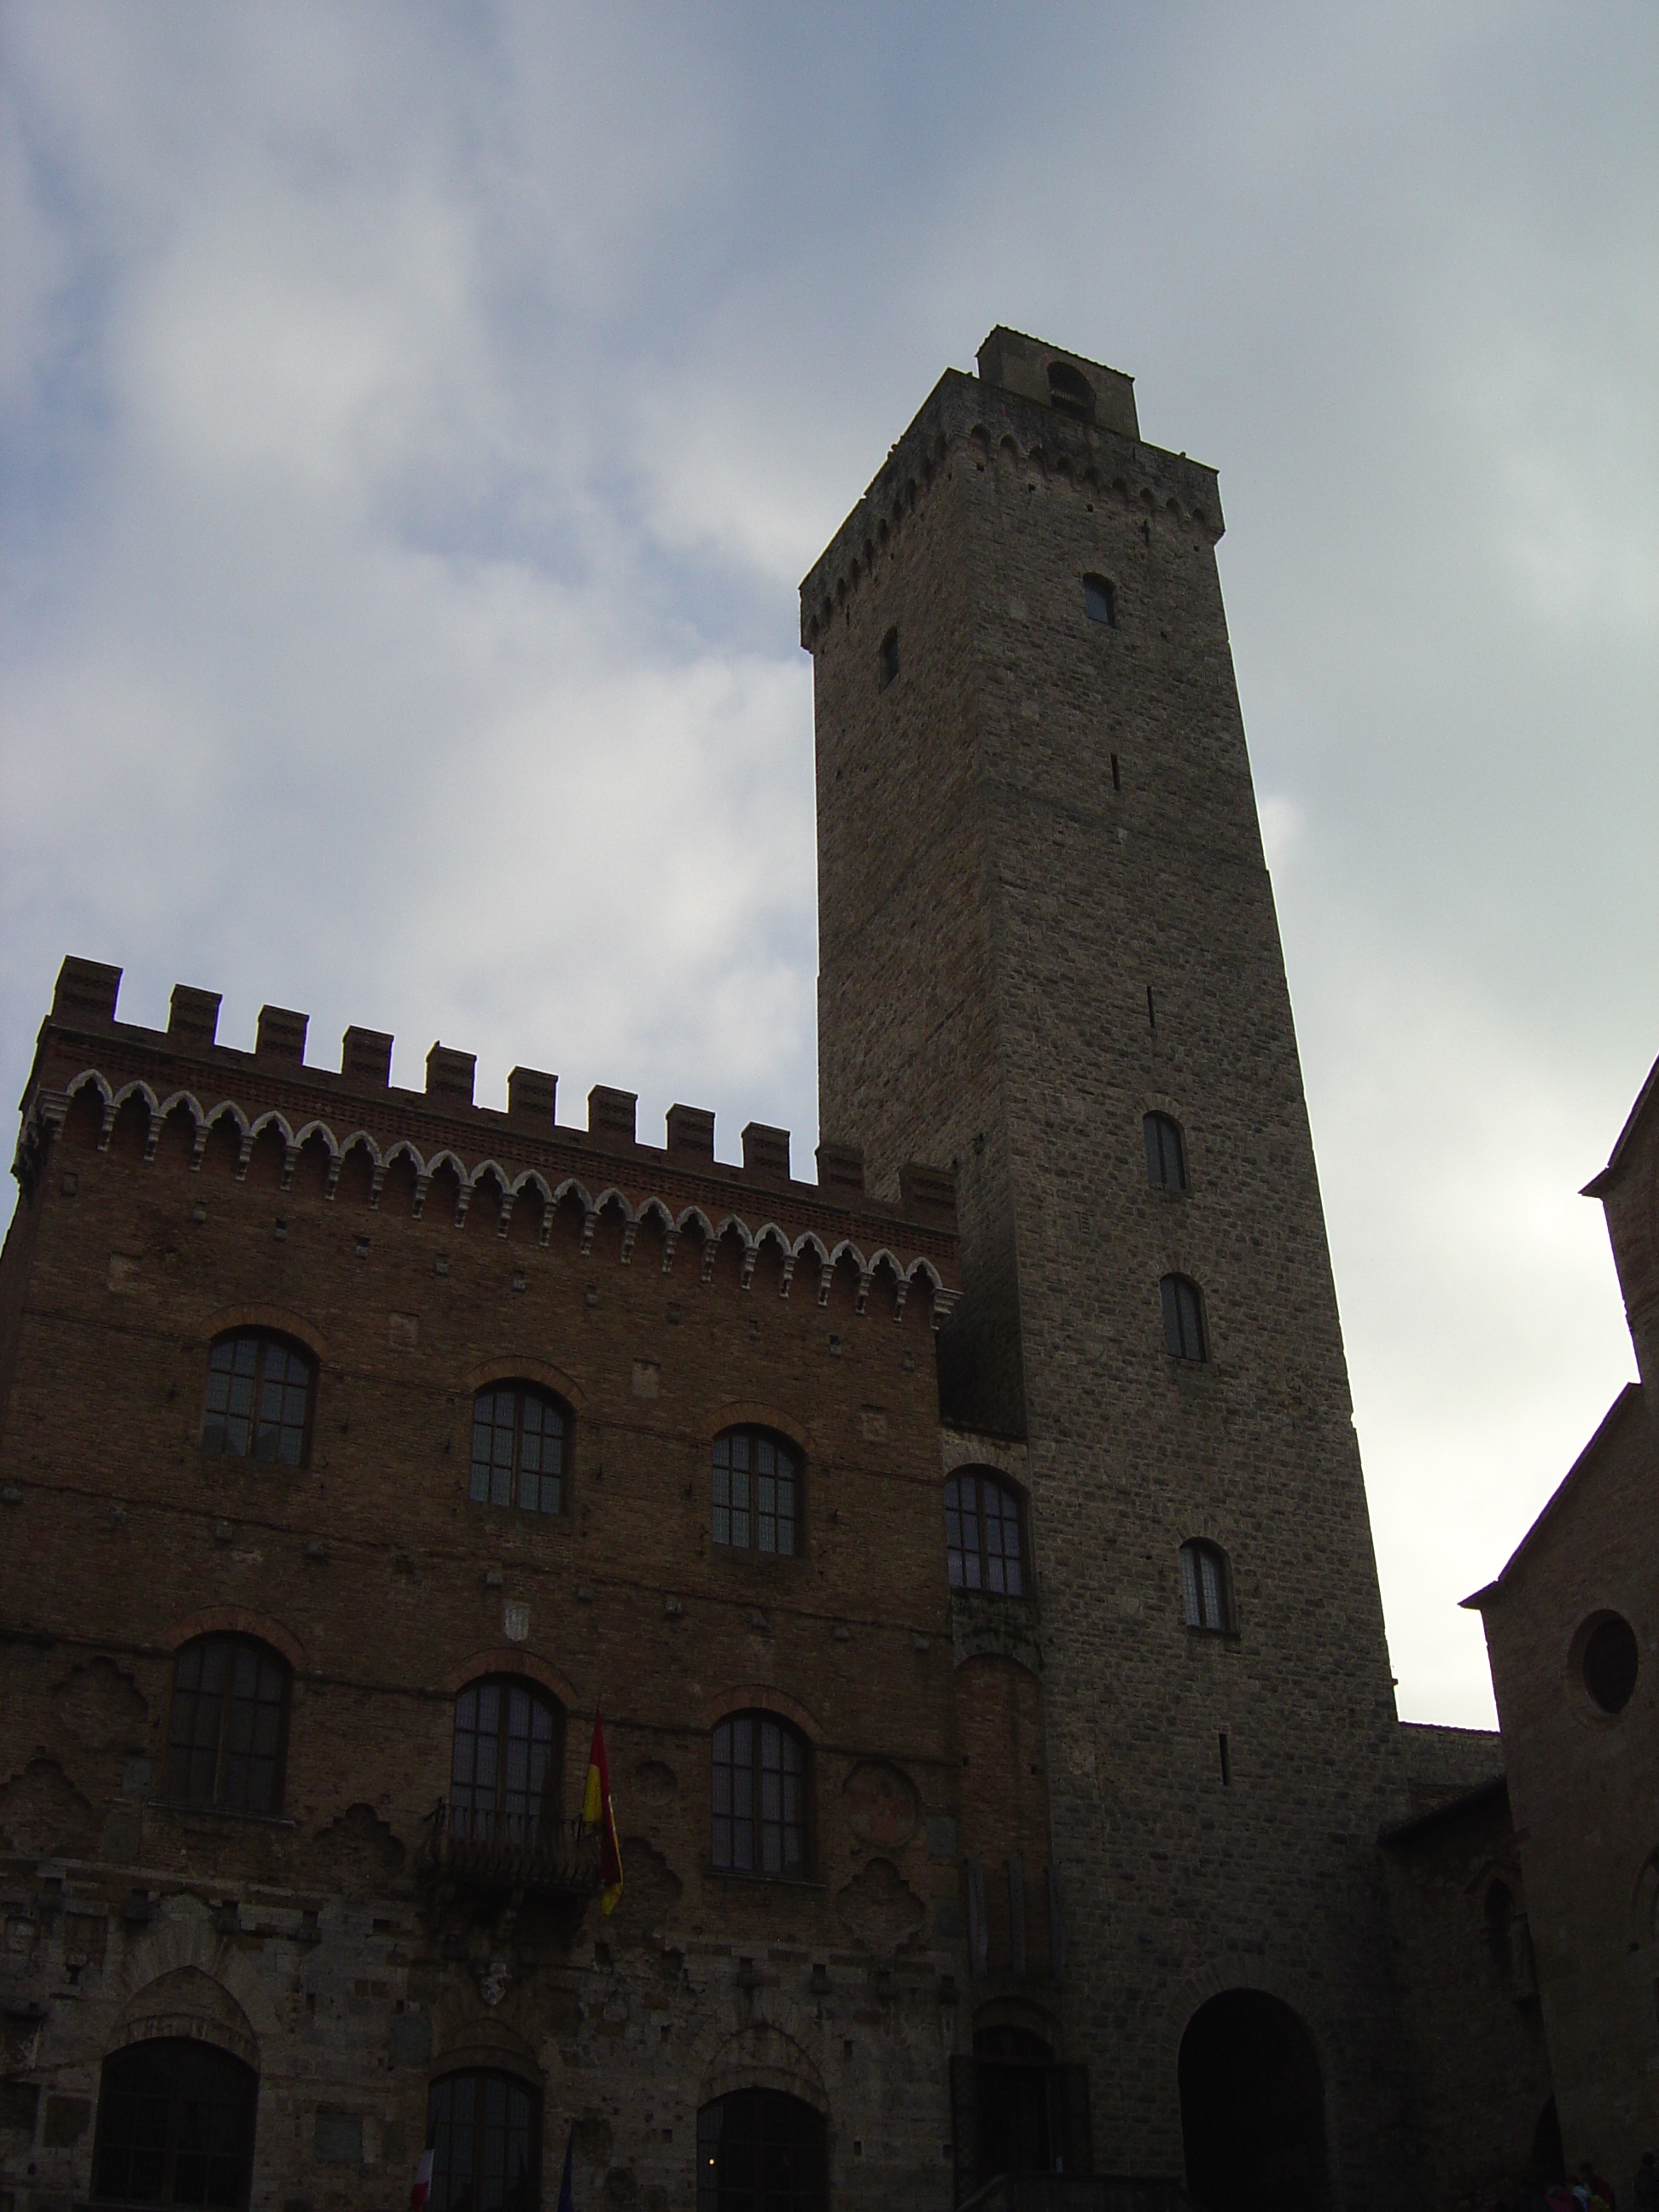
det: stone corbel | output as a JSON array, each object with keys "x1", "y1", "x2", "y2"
[
  {"x1": 280, "y1": 1141, "x2": 300, "y2": 1191},
  {"x1": 855, "y1": 1267, "x2": 873, "y2": 1316},
  {"x1": 619, "y1": 1220, "x2": 637, "y2": 1266},
  {"x1": 661, "y1": 1225, "x2": 678, "y2": 1275},
  {"x1": 234, "y1": 1128, "x2": 256, "y2": 1181},
  {"x1": 497, "y1": 1190, "x2": 515, "y2": 1239},
  {"x1": 411, "y1": 1169, "x2": 431, "y2": 1219},
  {"x1": 778, "y1": 1254, "x2": 795, "y2": 1299},
  {"x1": 739, "y1": 1244, "x2": 757, "y2": 1292},
  {"x1": 580, "y1": 1207, "x2": 599, "y2": 1256}
]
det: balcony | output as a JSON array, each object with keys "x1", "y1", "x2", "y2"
[{"x1": 416, "y1": 1800, "x2": 601, "y2": 1909}]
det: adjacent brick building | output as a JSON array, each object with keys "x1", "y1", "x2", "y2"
[{"x1": 1464, "y1": 1052, "x2": 1659, "y2": 2191}]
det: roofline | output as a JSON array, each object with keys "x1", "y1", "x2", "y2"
[
  {"x1": 1582, "y1": 1050, "x2": 1659, "y2": 1197},
  {"x1": 1460, "y1": 1381, "x2": 1644, "y2": 1608},
  {"x1": 1378, "y1": 1773, "x2": 1508, "y2": 1848}
]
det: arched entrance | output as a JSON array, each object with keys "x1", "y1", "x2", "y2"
[
  {"x1": 92, "y1": 2037, "x2": 258, "y2": 2208},
  {"x1": 697, "y1": 2089, "x2": 825, "y2": 2212},
  {"x1": 1178, "y1": 1991, "x2": 1330, "y2": 2212}
]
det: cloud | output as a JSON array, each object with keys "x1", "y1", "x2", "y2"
[{"x1": 2, "y1": 0, "x2": 1654, "y2": 1726}]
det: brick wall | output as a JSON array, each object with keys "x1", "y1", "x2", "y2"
[{"x1": 0, "y1": 977, "x2": 1004, "y2": 2212}]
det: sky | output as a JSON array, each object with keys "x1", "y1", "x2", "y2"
[{"x1": 2, "y1": 2, "x2": 1654, "y2": 1726}]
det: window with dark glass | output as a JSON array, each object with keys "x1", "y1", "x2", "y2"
[
  {"x1": 712, "y1": 1429, "x2": 798, "y2": 1556},
  {"x1": 164, "y1": 1636, "x2": 289, "y2": 1814},
  {"x1": 698, "y1": 2089, "x2": 826, "y2": 2212},
  {"x1": 1082, "y1": 573, "x2": 1116, "y2": 626},
  {"x1": 426, "y1": 2071, "x2": 538, "y2": 2212},
  {"x1": 879, "y1": 627, "x2": 899, "y2": 689},
  {"x1": 450, "y1": 1678, "x2": 562, "y2": 1845},
  {"x1": 470, "y1": 1386, "x2": 567, "y2": 1516},
  {"x1": 1144, "y1": 1113, "x2": 1187, "y2": 1190},
  {"x1": 945, "y1": 1469, "x2": 1027, "y2": 1597},
  {"x1": 1581, "y1": 1614, "x2": 1639, "y2": 1714},
  {"x1": 93, "y1": 2038, "x2": 258, "y2": 2209},
  {"x1": 1181, "y1": 1540, "x2": 1232, "y2": 1633},
  {"x1": 1161, "y1": 1274, "x2": 1207, "y2": 1362},
  {"x1": 200, "y1": 1330, "x2": 314, "y2": 1466},
  {"x1": 712, "y1": 1712, "x2": 807, "y2": 1876}
]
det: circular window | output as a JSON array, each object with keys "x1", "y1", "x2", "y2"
[{"x1": 1581, "y1": 1614, "x2": 1639, "y2": 1714}]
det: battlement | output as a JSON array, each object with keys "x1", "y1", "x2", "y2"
[
  {"x1": 13, "y1": 959, "x2": 959, "y2": 1296},
  {"x1": 798, "y1": 329, "x2": 1222, "y2": 649}
]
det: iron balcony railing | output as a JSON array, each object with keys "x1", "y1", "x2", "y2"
[{"x1": 418, "y1": 1799, "x2": 602, "y2": 1903}]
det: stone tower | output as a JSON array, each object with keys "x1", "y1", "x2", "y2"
[{"x1": 802, "y1": 330, "x2": 1412, "y2": 2203}]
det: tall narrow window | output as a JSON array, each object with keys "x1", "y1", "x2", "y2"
[
  {"x1": 1181, "y1": 1540, "x2": 1232, "y2": 1632},
  {"x1": 164, "y1": 1636, "x2": 290, "y2": 1813},
  {"x1": 201, "y1": 1330, "x2": 314, "y2": 1467},
  {"x1": 712, "y1": 1712, "x2": 808, "y2": 1877},
  {"x1": 945, "y1": 1469, "x2": 1027, "y2": 1597},
  {"x1": 879, "y1": 627, "x2": 899, "y2": 688},
  {"x1": 93, "y1": 2039, "x2": 259, "y2": 2209},
  {"x1": 1144, "y1": 1113, "x2": 1187, "y2": 1190},
  {"x1": 1161, "y1": 1274, "x2": 1207, "y2": 1362},
  {"x1": 1082, "y1": 573, "x2": 1116, "y2": 626},
  {"x1": 450, "y1": 1678, "x2": 562, "y2": 1846},
  {"x1": 426, "y1": 2071, "x2": 538, "y2": 2212},
  {"x1": 712, "y1": 1429, "x2": 798, "y2": 1556},
  {"x1": 470, "y1": 1386, "x2": 567, "y2": 1516}
]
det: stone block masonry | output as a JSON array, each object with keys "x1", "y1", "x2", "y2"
[{"x1": 806, "y1": 326, "x2": 1417, "y2": 2204}]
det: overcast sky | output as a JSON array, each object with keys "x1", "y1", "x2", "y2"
[{"x1": 3, "y1": 3, "x2": 1654, "y2": 1726}]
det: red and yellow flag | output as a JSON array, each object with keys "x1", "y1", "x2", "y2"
[{"x1": 582, "y1": 1713, "x2": 623, "y2": 1916}]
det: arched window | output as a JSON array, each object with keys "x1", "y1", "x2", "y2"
[
  {"x1": 1161, "y1": 1274, "x2": 1207, "y2": 1362},
  {"x1": 93, "y1": 2037, "x2": 259, "y2": 2208},
  {"x1": 946, "y1": 1469, "x2": 1027, "y2": 1597},
  {"x1": 1082, "y1": 573, "x2": 1116, "y2": 626},
  {"x1": 201, "y1": 1330, "x2": 314, "y2": 1467},
  {"x1": 1047, "y1": 361, "x2": 1096, "y2": 422},
  {"x1": 698, "y1": 2089, "x2": 825, "y2": 2212},
  {"x1": 165, "y1": 1636, "x2": 290, "y2": 1813},
  {"x1": 470, "y1": 1385, "x2": 568, "y2": 1516},
  {"x1": 712, "y1": 1712, "x2": 808, "y2": 1877},
  {"x1": 1143, "y1": 1113, "x2": 1187, "y2": 1190},
  {"x1": 1180, "y1": 1541, "x2": 1232, "y2": 1633},
  {"x1": 450, "y1": 1679, "x2": 563, "y2": 1846},
  {"x1": 712, "y1": 1429, "x2": 799, "y2": 1557},
  {"x1": 879, "y1": 626, "x2": 899, "y2": 689},
  {"x1": 426, "y1": 2070, "x2": 539, "y2": 2212}
]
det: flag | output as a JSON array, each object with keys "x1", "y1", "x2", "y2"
[
  {"x1": 555, "y1": 2125, "x2": 575, "y2": 2212},
  {"x1": 409, "y1": 2150, "x2": 433, "y2": 2212},
  {"x1": 582, "y1": 1712, "x2": 623, "y2": 1916}
]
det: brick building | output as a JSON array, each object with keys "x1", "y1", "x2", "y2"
[
  {"x1": 0, "y1": 328, "x2": 1540, "y2": 2212},
  {"x1": 1463, "y1": 1053, "x2": 1659, "y2": 2190}
]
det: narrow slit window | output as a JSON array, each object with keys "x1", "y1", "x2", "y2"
[
  {"x1": 1110, "y1": 752, "x2": 1121, "y2": 792},
  {"x1": 1144, "y1": 1113, "x2": 1187, "y2": 1190},
  {"x1": 1082, "y1": 573, "x2": 1116, "y2": 626},
  {"x1": 1161, "y1": 1275, "x2": 1207, "y2": 1362},
  {"x1": 1181, "y1": 1540, "x2": 1232, "y2": 1631},
  {"x1": 879, "y1": 627, "x2": 899, "y2": 689}
]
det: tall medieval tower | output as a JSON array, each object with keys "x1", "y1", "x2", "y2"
[{"x1": 802, "y1": 330, "x2": 1413, "y2": 2203}]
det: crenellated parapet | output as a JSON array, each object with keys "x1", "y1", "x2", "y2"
[
  {"x1": 13, "y1": 958, "x2": 959, "y2": 1325},
  {"x1": 798, "y1": 328, "x2": 1224, "y2": 650}
]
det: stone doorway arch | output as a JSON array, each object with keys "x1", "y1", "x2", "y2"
[{"x1": 1177, "y1": 1989, "x2": 1330, "y2": 2212}]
